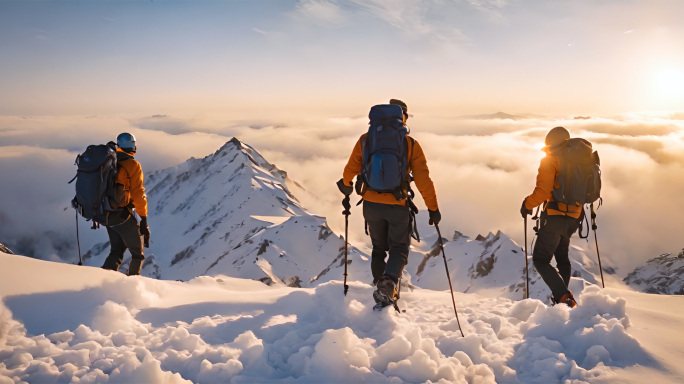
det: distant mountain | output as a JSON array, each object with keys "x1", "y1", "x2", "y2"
[
  {"x1": 460, "y1": 111, "x2": 544, "y2": 120},
  {"x1": 624, "y1": 251, "x2": 684, "y2": 294}
]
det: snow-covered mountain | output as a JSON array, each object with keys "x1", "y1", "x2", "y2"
[
  {"x1": 406, "y1": 228, "x2": 606, "y2": 303},
  {"x1": 624, "y1": 250, "x2": 684, "y2": 294},
  {"x1": 81, "y1": 138, "x2": 372, "y2": 286}
]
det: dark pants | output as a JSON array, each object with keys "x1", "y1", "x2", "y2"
[
  {"x1": 102, "y1": 214, "x2": 144, "y2": 274},
  {"x1": 363, "y1": 201, "x2": 411, "y2": 284},
  {"x1": 532, "y1": 212, "x2": 580, "y2": 302}
]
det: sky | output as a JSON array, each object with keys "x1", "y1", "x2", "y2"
[
  {"x1": 2, "y1": 0, "x2": 684, "y2": 116},
  {"x1": 1, "y1": 0, "x2": 684, "y2": 273}
]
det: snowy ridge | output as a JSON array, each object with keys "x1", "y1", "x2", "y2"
[
  {"x1": 408, "y1": 229, "x2": 605, "y2": 303},
  {"x1": 80, "y1": 138, "x2": 373, "y2": 286},
  {"x1": 1, "y1": 252, "x2": 671, "y2": 383},
  {"x1": 624, "y1": 251, "x2": 684, "y2": 294}
]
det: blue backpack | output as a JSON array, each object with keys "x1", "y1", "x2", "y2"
[
  {"x1": 360, "y1": 104, "x2": 410, "y2": 200},
  {"x1": 69, "y1": 143, "x2": 120, "y2": 225}
]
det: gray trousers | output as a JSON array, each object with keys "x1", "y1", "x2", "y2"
[
  {"x1": 363, "y1": 201, "x2": 410, "y2": 284},
  {"x1": 532, "y1": 212, "x2": 580, "y2": 302},
  {"x1": 102, "y1": 213, "x2": 144, "y2": 273}
]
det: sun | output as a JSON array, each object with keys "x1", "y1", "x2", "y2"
[{"x1": 653, "y1": 67, "x2": 684, "y2": 98}]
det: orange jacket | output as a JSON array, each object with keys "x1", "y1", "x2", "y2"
[
  {"x1": 342, "y1": 133, "x2": 439, "y2": 211},
  {"x1": 115, "y1": 148, "x2": 148, "y2": 217},
  {"x1": 524, "y1": 152, "x2": 581, "y2": 218}
]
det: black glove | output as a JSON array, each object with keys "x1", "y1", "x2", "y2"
[
  {"x1": 428, "y1": 209, "x2": 441, "y2": 225},
  {"x1": 336, "y1": 178, "x2": 353, "y2": 196},
  {"x1": 139, "y1": 216, "x2": 150, "y2": 248},
  {"x1": 520, "y1": 199, "x2": 533, "y2": 218}
]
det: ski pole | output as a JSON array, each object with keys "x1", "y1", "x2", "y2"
[
  {"x1": 590, "y1": 203, "x2": 605, "y2": 288},
  {"x1": 523, "y1": 216, "x2": 529, "y2": 299},
  {"x1": 76, "y1": 210, "x2": 82, "y2": 266},
  {"x1": 435, "y1": 223, "x2": 465, "y2": 337},
  {"x1": 342, "y1": 195, "x2": 351, "y2": 295}
]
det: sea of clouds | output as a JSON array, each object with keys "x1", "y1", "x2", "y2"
[{"x1": 1, "y1": 111, "x2": 682, "y2": 274}]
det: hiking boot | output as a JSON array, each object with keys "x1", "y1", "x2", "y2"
[
  {"x1": 127, "y1": 258, "x2": 143, "y2": 276},
  {"x1": 373, "y1": 276, "x2": 397, "y2": 305},
  {"x1": 558, "y1": 292, "x2": 577, "y2": 308}
]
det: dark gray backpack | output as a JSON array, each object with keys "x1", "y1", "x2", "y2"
[
  {"x1": 69, "y1": 143, "x2": 120, "y2": 225},
  {"x1": 552, "y1": 138, "x2": 601, "y2": 207}
]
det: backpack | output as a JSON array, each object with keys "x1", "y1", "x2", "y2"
[
  {"x1": 552, "y1": 138, "x2": 601, "y2": 207},
  {"x1": 69, "y1": 142, "x2": 121, "y2": 225},
  {"x1": 360, "y1": 104, "x2": 410, "y2": 200}
]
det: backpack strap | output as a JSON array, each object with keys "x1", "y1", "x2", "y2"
[
  {"x1": 406, "y1": 190, "x2": 420, "y2": 242},
  {"x1": 578, "y1": 206, "x2": 590, "y2": 239},
  {"x1": 532, "y1": 205, "x2": 542, "y2": 235},
  {"x1": 407, "y1": 136, "x2": 415, "y2": 167},
  {"x1": 68, "y1": 154, "x2": 81, "y2": 184},
  {"x1": 391, "y1": 136, "x2": 416, "y2": 201}
]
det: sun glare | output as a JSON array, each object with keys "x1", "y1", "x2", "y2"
[{"x1": 653, "y1": 67, "x2": 684, "y2": 98}]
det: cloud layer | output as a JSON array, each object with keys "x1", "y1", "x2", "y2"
[{"x1": 1, "y1": 112, "x2": 683, "y2": 273}]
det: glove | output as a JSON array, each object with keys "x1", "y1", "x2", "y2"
[
  {"x1": 428, "y1": 209, "x2": 441, "y2": 225},
  {"x1": 139, "y1": 216, "x2": 151, "y2": 248},
  {"x1": 520, "y1": 199, "x2": 533, "y2": 218},
  {"x1": 336, "y1": 178, "x2": 353, "y2": 196}
]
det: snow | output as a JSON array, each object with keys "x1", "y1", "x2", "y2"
[{"x1": 2, "y1": 252, "x2": 684, "y2": 383}]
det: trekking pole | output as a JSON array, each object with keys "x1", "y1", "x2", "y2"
[
  {"x1": 523, "y1": 217, "x2": 529, "y2": 299},
  {"x1": 590, "y1": 203, "x2": 605, "y2": 288},
  {"x1": 75, "y1": 210, "x2": 82, "y2": 266},
  {"x1": 435, "y1": 223, "x2": 465, "y2": 337},
  {"x1": 342, "y1": 195, "x2": 351, "y2": 295}
]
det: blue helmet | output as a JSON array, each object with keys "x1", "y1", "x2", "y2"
[{"x1": 116, "y1": 132, "x2": 136, "y2": 151}]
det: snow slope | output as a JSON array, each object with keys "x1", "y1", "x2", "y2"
[{"x1": 2, "y1": 252, "x2": 684, "y2": 383}]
